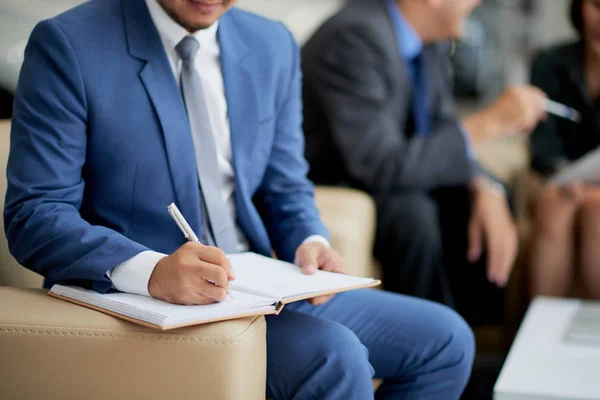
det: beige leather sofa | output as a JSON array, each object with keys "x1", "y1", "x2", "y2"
[{"x1": 0, "y1": 119, "x2": 379, "y2": 399}]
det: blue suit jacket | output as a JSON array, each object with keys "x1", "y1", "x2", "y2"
[{"x1": 5, "y1": 0, "x2": 328, "y2": 292}]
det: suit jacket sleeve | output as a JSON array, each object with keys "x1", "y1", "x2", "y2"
[
  {"x1": 433, "y1": 46, "x2": 493, "y2": 183},
  {"x1": 4, "y1": 20, "x2": 148, "y2": 292},
  {"x1": 254, "y1": 25, "x2": 329, "y2": 263},
  {"x1": 529, "y1": 52, "x2": 568, "y2": 176},
  {"x1": 303, "y1": 26, "x2": 474, "y2": 192}
]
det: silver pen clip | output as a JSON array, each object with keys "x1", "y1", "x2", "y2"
[{"x1": 168, "y1": 204, "x2": 189, "y2": 240}]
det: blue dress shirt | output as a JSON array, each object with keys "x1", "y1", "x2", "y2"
[
  {"x1": 384, "y1": 0, "x2": 429, "y2": 135},
  {"x1": 384, "y1": 0, "x2": 476, "y2": 158}
]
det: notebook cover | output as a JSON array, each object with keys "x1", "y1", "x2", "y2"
[
  {"x1": 279, "y1": 279, "x2": 381, "y2": 304},
  {"x1": 48, "y1": 291, "x2": 278, "y2": 331}
]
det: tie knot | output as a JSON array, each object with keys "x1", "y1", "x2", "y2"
[{"x1": 176, "y1": 36, "x2": 199, "y2": 61}]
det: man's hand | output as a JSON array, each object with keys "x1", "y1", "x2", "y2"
[
  {"x1": 148, "y1": 242, "x2": 235, "y2": 305},
  {"x1": 463, "y1": 85, "x2": 547, "y2": 144},
  {"x1": 467, "y1": 179, "x2": 518, "y2": 287},
  {"x1": 295, "y1": 242, "x2": 347, "y2": 305}
]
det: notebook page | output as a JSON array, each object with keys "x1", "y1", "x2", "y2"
[
  {"x1": 229, "y1": 253, "x2": 376, "y2": 300},
  {"x1": 550, "y1": 146, "x2": 600, "y2": 185},
  {"x1": 51, "y1": 285, "x2": 275, "y2": 327}
]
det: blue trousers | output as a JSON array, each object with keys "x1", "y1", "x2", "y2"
[{"x1": 265, "y1": 289, "x2": 475, "y2": 399}]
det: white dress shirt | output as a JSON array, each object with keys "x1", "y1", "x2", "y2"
[{"x1": 108, "y1": 0, "x2": 328, "y2": 296}]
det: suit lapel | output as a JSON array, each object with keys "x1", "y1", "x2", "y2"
[
  {"x1": 122, "y1": 0, "x2": 202, "y2": 233},
  {"x1": 218, "y1": 13, "x2": 259, "y2": 183},
  {"x1": 216, "y1": 13, "x2": 266, "y2": 242}
]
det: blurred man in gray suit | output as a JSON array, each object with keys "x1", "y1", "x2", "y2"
[{"x1": 302, "y1": 0, "x2": 546, "y2": 323}]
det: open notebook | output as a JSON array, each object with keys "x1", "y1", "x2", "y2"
[
  {"x1": 549, "y1": 146, "x2": 600, "y2": 186},
  {"x1": 49, "y1": 252, "x2": 380, "y2": 330}
]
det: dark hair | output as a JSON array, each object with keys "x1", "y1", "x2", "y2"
[{"x1": 571, "y1": 0, "x2": 583, "y2": 35}]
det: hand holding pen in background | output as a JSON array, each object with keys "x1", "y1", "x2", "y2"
[{"x1": 543, "y1": 99, "x2": 581, "y2": 123}]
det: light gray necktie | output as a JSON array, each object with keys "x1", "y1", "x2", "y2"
[{"x1": 176, "y1": 36, "x2": 239, "y2": 253}]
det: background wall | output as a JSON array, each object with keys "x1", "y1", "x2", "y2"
[
  {"x1": 532, "y1": 0, "x2": 576, "y2": 48},
  {"x1": 236, "y1": 0, "x2": 343, "y2": 45}
]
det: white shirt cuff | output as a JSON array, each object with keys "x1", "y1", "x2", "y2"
[
  {"x1": 106, "y1": 251, "x2": 167, "y2": 297},
  {"x1": 301, "y1": 235, "x2": 330, "y2": 248},
  {"x1": 459, "y1": 124, "x2": 478, "y2": 161}
]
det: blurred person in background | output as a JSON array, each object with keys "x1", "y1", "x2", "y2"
[
  {"x1": 302, "y1": 0, "x2": 547, "y2": 324},
  {"x1": 529, "y1": 0, "x2": 600, "y2": 299}
]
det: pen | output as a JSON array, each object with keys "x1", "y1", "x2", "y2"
[
  {"x1": 544, "y1": 99, "x2": 581, "y2": 123},
  {"x1": 167, "y1": 203, "x2": 234, "y2": 300}
]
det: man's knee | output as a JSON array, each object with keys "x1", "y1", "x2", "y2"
[
  {"x1": 437, "y1": 307, "x2": 476, "y2": 385},
  {"x1": 267, "y1": 314, "x2": 374, "y2": 399},
  {"x1": 311, "y1": 323, "x2": 374, "y2": 396},
  {"x1": 320, "y1": 323, "x2": 373, "y2": 375}
]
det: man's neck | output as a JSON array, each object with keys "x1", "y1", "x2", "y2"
[
  {"x1": 395, "y1": 0, "x2": 438, "y2": 44},
  {"x1": 585, "y1": 45, "x2": 600, "y2": 70},
  {"x1": 584, "y1": 46, "x2": 600, "y2": 99}
]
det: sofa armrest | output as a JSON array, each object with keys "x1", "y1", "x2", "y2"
[
  {"x1": 314, "y1": 186, "x2": 380, "y2": 279},
  {"x1": 0, "y1": 287, "x2": 267, "y2": 400}
]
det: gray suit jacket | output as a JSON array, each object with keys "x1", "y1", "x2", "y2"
[{"x1": 302, "y1": 0, "x2": 475, "y2": 193}]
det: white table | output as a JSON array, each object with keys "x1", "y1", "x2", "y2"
[{"x1": 494, "y1": 297, "x2": 600, "y2": 400}]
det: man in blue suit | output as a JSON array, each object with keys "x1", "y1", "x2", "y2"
[{"x1": 5, "y1": 0, "x2": 474, "y2": 398}]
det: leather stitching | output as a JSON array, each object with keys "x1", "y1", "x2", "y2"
[
  {"x1": 0, "y1": 328, "x2": 259, "y2": 344},
  {"x1": 0, "y1": 316, "x2": 266, "y2": 343}
]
